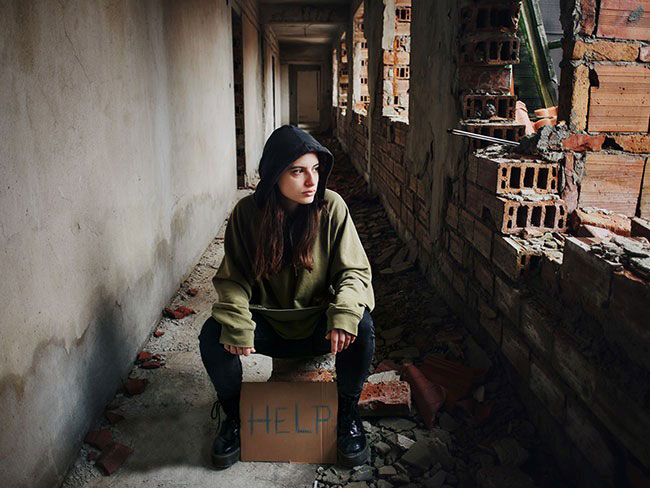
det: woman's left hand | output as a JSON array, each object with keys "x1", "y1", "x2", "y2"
[{"x1": 325, "y1": 329, "x2": 356, "y2": 354}]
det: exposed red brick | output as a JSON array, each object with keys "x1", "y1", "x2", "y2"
[
  {"x1": 163, "y1": 306, "x2": 196, "y2": 320},
  {"x1": 105, "y1": 411, "x2": 124, "y2": 425},
  {"x1": 610, "y1": 134, "x2": 650, "y2": 153},
  {"x1": 461, "y1": 36, "x2": 520, "y2": 66},
  {"x1": 140, "y1": 360, "x2": 164, "y2": 369},
  {"x1": 84, "y1": 429, "x2": 113, "y2": 451},
  {"x1": 460, "y1": 3, "x2": 521, "y2": 34},
  {"x1": 463, "y1": 94, "x2": 516, "y2": 120},
  {"x1": 492, "y1": 236, "x2": 539, "y2": 281},
  {"x1": 463, "y1": 122, "x2": 526, "y2": 148},
  {"x1": 557, "y1": 64, "x2": 590, "y2": 131},
  {"x1": 570, "y1": 208, "x2": 631, "y2": 236},
  {"x1": 135, "y1": 351, "x2": 153, "y2": 364},
  {"x1": 420, "y1": 355, "x2": 486, "y2": 409},
  {"x1": 578, "y1": 0, "x2": 597, "y2": 35},
  {"x1": 374, "y1": 359, "x2": 402, "y2": 374},
  {"x1": 123, "y1": 378, "x2": 149, "y2": 396},
  {"x1": 562, "y1": 133, "x2": 605, "y2": 151},
  {"x1": 96, "y1": 443, "x2": 133, "y2": 475},
  {"x1": 401, "y1": 362, "x2": 445, "y2": 428},
  {"x1": 459, "y1": 66, "x2": 512, "y2": 94},
  {"x1": 568, "y1": 40, "x2": 640, "y2": 61},
  {"x1": 492, "y1": 197, "x2": 568, "y2": 234},
  {"x1": 597, "y1": 0, "x2": 650, "y2": 41},
  {"x1": 640, "y1": 45, "x2": 650, "y2": 61},
  {"x1": 359, "y1": 380, "x2": 412, "y2": 417},
  {"x1": 187, "y1": 288, "x2": 199, "y2": 296},
  {"x1": 471, "y1": 153, "x2": 560, "y2": 194},
  {"x1": 588, "y1": 65, "x2": 650, "y2": 133},
  {"x1": 153, "y1": 330, "x2": 165, "y2": 337},
  {"x1": 579, "y1": 153, "x2": 645, "y2": 216}
]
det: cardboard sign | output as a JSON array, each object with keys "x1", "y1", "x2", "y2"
[{"x1": 239, "y1": 382, "x2": 338, "y2": 463}]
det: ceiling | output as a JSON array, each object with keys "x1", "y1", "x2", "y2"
[{"x1": 260, "y1": 0, "x2": 352, "y2": 45}]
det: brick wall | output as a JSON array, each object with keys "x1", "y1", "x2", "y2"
[
  {"x1": 337, "y1": 0, "x2": 650, "y2": 486},
  {"x1": 558, "y1": 0, "x2": 650, "y2": 218}
]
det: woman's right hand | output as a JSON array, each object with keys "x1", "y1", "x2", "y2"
[{"x1": 224, "y1": 344, "x2": 256, "y2": 356}]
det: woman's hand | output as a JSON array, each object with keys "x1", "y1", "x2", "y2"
[
  {"x1": 224, "y1": 344, "x2": 256, "y2": 356},
  {"x1": 325, "y1": 329, "x2": 356, "y2": 354}
]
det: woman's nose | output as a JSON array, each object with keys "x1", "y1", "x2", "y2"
[{"x1": 306, "y1": 171, "x2": 317, "y2": 187}]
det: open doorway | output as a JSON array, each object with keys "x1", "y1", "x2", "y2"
[
  {"x1": 289, "y1": 65, "x2": 321, "y2": 132},
  {"x1": 231, "y1": 10, "x2": 246, "y2": 187}
]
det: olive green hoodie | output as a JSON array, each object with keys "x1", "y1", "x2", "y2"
[{"x1": 211, "y1": 126, "x2": 374, "y2": 348}]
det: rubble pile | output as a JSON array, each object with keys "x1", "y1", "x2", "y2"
[
  {"x1": 589, "y1": 235, "x2": 650, "y2": 279},
  {"x1": 323, "y1": 136, "x2": 567, "y2": 487}
]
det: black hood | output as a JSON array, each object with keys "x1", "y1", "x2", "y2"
[{"x1": 253, "y1": 125, "x2": 334, "y2": 207}]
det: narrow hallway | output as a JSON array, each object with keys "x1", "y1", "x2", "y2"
[{"x1": 63, "y1": 136, "x2": 566, "y2": 488}]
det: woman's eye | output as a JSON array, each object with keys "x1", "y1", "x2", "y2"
[{"x1": 291, "y1": 168, "x2": 302, "y2": 174}]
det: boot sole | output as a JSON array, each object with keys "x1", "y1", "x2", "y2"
[
  {"x1": 212, "y1": 448, "x2": 240, "y2": 469},
  {"x1": 337, "y1": 443, "x2": 369, "y2": 468}
]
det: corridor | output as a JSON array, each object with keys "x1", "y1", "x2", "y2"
[
  {"x1": 62, "y1": 137, "x2": 566, "y2": 487},
  {"x1": 2, "y1": 1, "x2": 649, "y2": 487}
]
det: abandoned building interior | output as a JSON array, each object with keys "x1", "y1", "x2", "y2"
[{"x1": 1, "y1": 0, "x2": 649, "y2": 487}]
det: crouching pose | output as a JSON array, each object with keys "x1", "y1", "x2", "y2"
[{"x1": 199, "y1": 125, "x2": 375, "y2": 469}]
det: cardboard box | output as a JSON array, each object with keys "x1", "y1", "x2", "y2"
[{"x1": 240, "y1": 382, "x2": 338, "y2": 463}]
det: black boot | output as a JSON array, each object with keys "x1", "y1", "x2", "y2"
[
  {"x1": 337, "y1": 395, "x2": 369, "y2": 467},
  {"x1": 211, "y1": 397, "x2": 241, "y2": 469}
]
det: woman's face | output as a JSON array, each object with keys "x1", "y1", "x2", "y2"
[{"x1": 277, "y1": 152, "x2": 320, "y2": 210}]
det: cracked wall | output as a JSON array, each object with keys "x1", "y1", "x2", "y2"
[{"x1": 0, "y1": 0, "x2": 238, "y2": 486}]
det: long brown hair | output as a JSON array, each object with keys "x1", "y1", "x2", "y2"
[{"x1": 254, "y1": 187, "x2": 322, "y2": 280}]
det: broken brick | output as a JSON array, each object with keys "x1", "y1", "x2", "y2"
[
  {"x1": 570, "y1": 208, "x2": 631, "y2": 236},
  {"x1": 123, "y1": 378, "x2": 148, "y2": 396},
  {"x1": 105, "y1": 411, "x2": 124, "y2": 425},
  {"x1": 419, "y1": 355, "x2": 486, "y2": 409},
  {"x1": 459, "y1": 66, "x2": 512, "y2": 94},
  {"x1": 140, "y1": 360, "x2": 163, "y2": 369},
  {"x1": 561, "y1": 133, "x2": 605, "y2": 152},
  {"x1": 557, "y1": 64, "x2": 590, "y2": 131},
  {"x1": 461, "y1": 36, "x2": 520, "y2": 66},
  {"x1": 135, "y1": 351, "x2": 153, "y2": 364},
  {"x1": 469, "y1": 153, "x2": 559, "y2": 195},
  {"x1": 567, "y1": 40, "x2": 641, "y2": 62},
  {"x1": 187, "y1": 288, "x2": 199, "y2": 296},
  {"x1": 96, "y1": 443, "x2": 133, "y2": 475},
  {"x1": 153, "y1": 330, "x2": 165, "y2": 337},
  {"x1": 641, "y1": 45, "x2": 650, "y2": 62},
  {"x1": 462, "y1": 94, "x2": 516, "y2": 120},
  {"x1": 359, "y1": 380, "x2": 412, "y2": 417},
  {"x1": 374, "y1": 359, "x2": 402, "y2": 374},
  {"x1": 84, "y1": 429, "x2": 113, "y2": 451},
  {"x1": 163, "y1": 306, "x2": 196, "y2": 319},
  {"x1": 401, "y1": 361, "x2": 445, "y2": 428},
  {"x1": 610, "y1": 134, "x2": 650, "y2": 153}
]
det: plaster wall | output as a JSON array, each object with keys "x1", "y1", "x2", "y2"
[
  {"x1": 262, "y1": 27, "x2": 281, "y2": 140},
  {"x1": 242, "y1": 12, "x2": 265, "y2": 180},
  {"x1": 0, "y1": 0, "x2": 236, "y2": 486},
  {"x1": 280, "y1": 64, "x2": 290, "y2": 125}
]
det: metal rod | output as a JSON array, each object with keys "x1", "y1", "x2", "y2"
[{"x1": 447, "y1": 128, "x2": 520, "y2": 147}]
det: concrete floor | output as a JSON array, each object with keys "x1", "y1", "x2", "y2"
[{"x1": 62, "y1": 189, "x2": 320, "y2": 487}]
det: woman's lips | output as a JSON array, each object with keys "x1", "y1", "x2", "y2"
[{"x1": 303, "y1": 190, "x2": 315, "y2": 195}]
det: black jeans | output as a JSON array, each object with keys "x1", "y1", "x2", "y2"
[{"x1": 198, "y1": 309, "x2": 375, "y2": 402}]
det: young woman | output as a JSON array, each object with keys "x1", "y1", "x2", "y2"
[{"x1": 199, "y1": 125, "x2": 375, "y2": 469}]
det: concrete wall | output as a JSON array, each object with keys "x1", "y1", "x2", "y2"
[
  {"x1": 280, "y1": 64, "x2": 290, "y2": 125},
  {"x1": 262, "y1": 26, "x2": 281, "y2": 140},
  {"x1": 0, "y1": 0, "x2": 236, "y2": 486}
]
